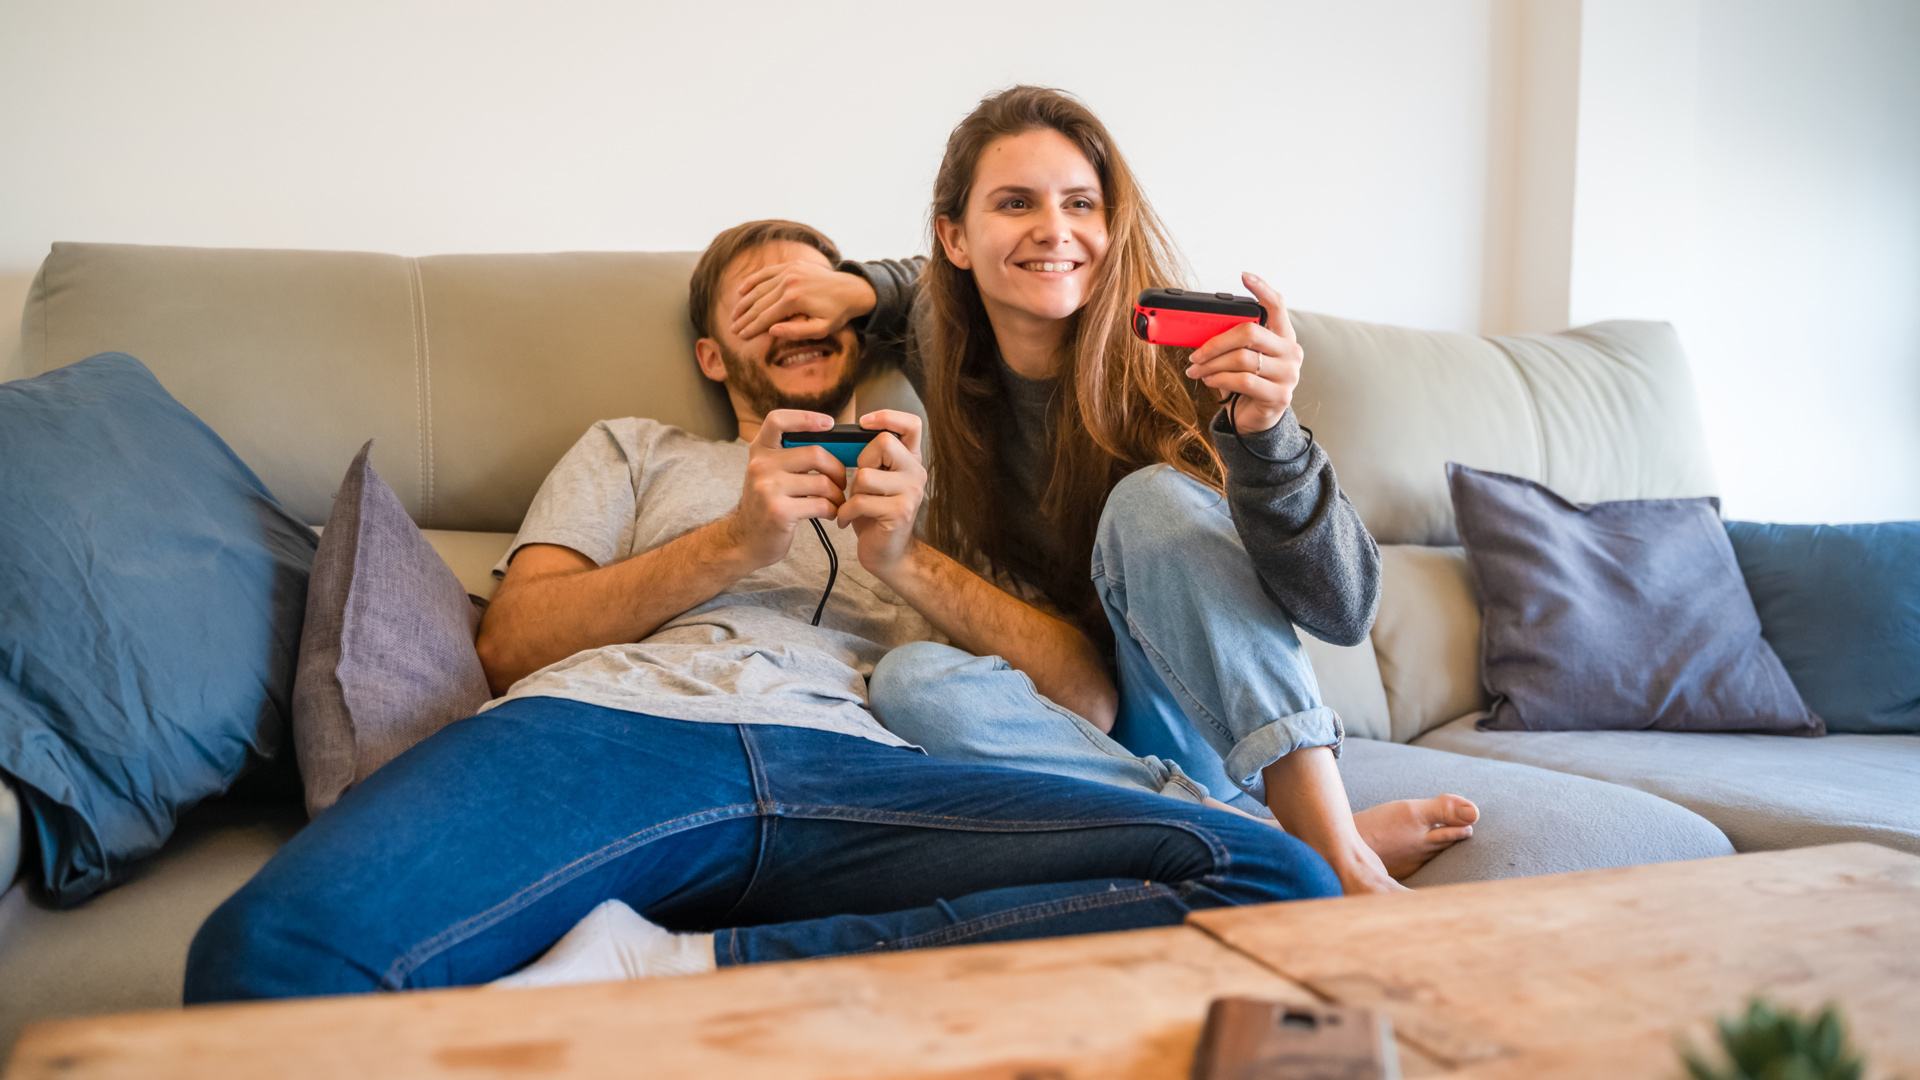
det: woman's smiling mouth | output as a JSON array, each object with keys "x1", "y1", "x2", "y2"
[{"x1": 1018, "y1": 260, "x2": 1081, "y2": 274}]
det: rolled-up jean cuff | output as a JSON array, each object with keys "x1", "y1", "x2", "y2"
[
  {"x1": 1221, "y1": 706, "x2": 1345, "y2": 802},
  {"x1": 1147, "y1": 758, "x2": 1211, "y2": 804}
]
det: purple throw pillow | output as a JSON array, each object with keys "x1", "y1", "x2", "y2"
[
  {"x1": 1447, "y1": 464, "x2": 1820, "y2": 736},
  {"x1": 292, "y1": 441, "x2": 491, "y2": 816}
]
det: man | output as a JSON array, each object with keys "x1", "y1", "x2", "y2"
[{"x1": 184, "y1": 220, "x2": 1338, "y2": 1000}]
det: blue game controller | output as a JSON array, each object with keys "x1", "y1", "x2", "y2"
[{"x1": 780, "y1": 424, "x2": 895, "y2": 466}]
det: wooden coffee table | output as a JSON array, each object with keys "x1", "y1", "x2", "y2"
[{"x1": 8, "y1": 844, "x2": 1918, "y2": 1079}]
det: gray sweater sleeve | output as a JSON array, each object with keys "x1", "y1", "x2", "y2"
[
  {"x1": 840, "y1": 257, "x2": 930, "y2": 399},
  {"x1": 1210, "y1": 408, "x2": 1382, "y2": 646}
]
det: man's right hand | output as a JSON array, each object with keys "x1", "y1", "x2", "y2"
[
  {"x1": 724, "y1": 410, "x2": 849, "y2": 570},
  {"x1": 729, "y1": 260, "x2": 877, "y2": 343}
]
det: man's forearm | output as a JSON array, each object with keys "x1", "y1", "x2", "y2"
[
  {"x1": 882, "y1": 541, "x2": 1118, "y2": 730},
  {"x1": 476, "y1": 519, "x2": 755, "y2": 694}
]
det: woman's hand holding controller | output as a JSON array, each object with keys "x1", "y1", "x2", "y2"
[
  {"x1": 834, "y1": 410, "x2": 928, "y2": 580},
  {"x1": 729, "y1": 260, "x2": 878, "y2": 343},
  {"x1": 1184, "y1": 273, "x2": 1303, "y2": 436}
]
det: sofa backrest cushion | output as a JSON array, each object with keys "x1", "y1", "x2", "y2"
[
  {"x1": 22, "y1": 243, "x2": 921, "y2": 533},
  {"x1": 1371, "y1": 545, "x2": 1489, "y2": 742},
  {"x1": 1290, "y1": 312, "x2": 1719, "y2": 546}
]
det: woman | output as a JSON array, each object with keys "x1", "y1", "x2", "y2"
[{"x1": 728, "y1": 86, "x2": 1475, "y2": 895}]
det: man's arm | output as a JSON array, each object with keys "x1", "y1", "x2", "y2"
[
  {"x1": 475, "y1": 526, "x2": 753, "y2": 695},
  {"x1": 476, "y1": 412, "x2": 850, "y2": 695},
  {"x1": 888, "y1": 543, "x2": 1119, "y2": 730},
  {"x1": 840, "y1": 410, "x2": 1118, "y2": 731}
]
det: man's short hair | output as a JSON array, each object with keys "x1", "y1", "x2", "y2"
[{"x1": 688, "y1": 220, "x2": 842, "y2": 338}]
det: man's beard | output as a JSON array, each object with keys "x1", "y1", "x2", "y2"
[{"x1": 718, "y1": 337, "x2": 863, "y2": 418}]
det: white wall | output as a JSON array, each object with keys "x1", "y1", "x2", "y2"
[
  {"x1": 3, "y1": 0, "x2": 1916, "y2": 521},
  {"x1": 1555, "y1": 0, "x2": 1920, "y2": 521},
  {"x1": 1684, "y1": 0, "x2": 1920, "y2": 523},
  {"x1": 0, "y1": 0, "x2": 1494, "y2": 333}
]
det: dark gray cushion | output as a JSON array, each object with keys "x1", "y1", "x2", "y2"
[
  {"x1": 292, "y1": 442, "x2": 490, "y2": 817},
  {"x1": 1446, "y1": 463, "x2": 1819, "y2": 736}
]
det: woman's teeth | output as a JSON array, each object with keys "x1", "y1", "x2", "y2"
[{"x1": 1021, "y1": 261, "x2": 1078, "y2": 273}]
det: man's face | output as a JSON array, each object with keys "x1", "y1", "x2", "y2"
[{"x1": 703, "y1": 240, "x2": 863, "y2": 418}]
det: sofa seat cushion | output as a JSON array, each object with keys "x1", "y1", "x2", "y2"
[
  {"x1": 0, "y1": 800, "x2": 303, "y2": 1058},
  {"x1": 1337, "y1": 736, "x2": 1732, "y2": 887},
  {"x1": 1414, "y1": 715, "x2": 1920, "y2": 854}
]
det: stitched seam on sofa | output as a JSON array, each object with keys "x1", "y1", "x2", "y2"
[
  {"x1": 378, "y1": 802, "x2": 762, "y2": 989},
  {"x1": 417, "y1": 261, "x2": 436, "y2": 525},
  {"x1": 824, "y1": 883, "x2": 1176, "y2": 957},
  {"x1": 39, "y1": 255, "x2": 51, "y2": 375},
  {"x1": 405, "y1": 259, "x2": 427, "y2": 525},
  {"x1": 1488, "y1": 336, "x2": 1551, "y2": 478}
]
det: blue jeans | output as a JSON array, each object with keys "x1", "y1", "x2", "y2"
[
  {"x1": 185, "y1": 696, "x2": 1338, "y2": 1000},
  {"x1": 871, "y1": 466, "x2": 1340, "y2": 811}
]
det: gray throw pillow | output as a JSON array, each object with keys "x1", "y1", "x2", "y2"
[
  {"x1": 292, "y1": 441, "x2": 491, "y2": 816},
  {"x1": 1447, "y1": 463, "x2": 1821, "y2": 736}
]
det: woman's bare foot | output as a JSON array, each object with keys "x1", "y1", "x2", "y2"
[
  {"x1": 1352, "y1": 795, "x2": 1479, "y2": 879},
  {"x1": 1204, "y1": 796, "x2": 1413, "y2": 895}
]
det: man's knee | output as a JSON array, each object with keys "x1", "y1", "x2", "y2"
[
  {"x1": 1200, "y1": 811, "x2": 1343, "y2": 905},
  {"x1": 185, "y1": 883, "x2": 368, "y2": 1003}
]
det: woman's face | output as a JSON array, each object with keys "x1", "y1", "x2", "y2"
[{"x1": 938, "y1": 128, "x2": 1110, "y2": 328}]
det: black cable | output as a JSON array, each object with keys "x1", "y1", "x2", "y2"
[
  {"x1": 808, "y1": 517, "x2": 838, "y2": 627},
  {"x1": 1225, "y1": 392, "x2": 1315, "y2": 467}
]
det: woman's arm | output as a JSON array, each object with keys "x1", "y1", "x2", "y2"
[
  {"x1": 1184, "y1": 274, "x2": 1382, "y2": 646},
  {"x1": 728, "y1": 257, "x2": 930, "y2": 399}
]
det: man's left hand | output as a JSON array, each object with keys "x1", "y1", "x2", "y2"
[
  {"x1": 1184, "y1": 272, "x2": 1302, "y2": 435},
  {"x1": 834, "y1": 409, "x2": 926, "y2": 579}
]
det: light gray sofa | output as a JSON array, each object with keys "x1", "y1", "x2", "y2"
[{"x1": 2, "y1": 242, "x2": 1913, "y2": 1057}]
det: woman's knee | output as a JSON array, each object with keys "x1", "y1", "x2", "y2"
[
  {"x1": 1095, "y1": 466, "x2": 1232, "y2": 569},
  {"x1": 868, "y1": 641, "x2": 989, "y2": 740}
]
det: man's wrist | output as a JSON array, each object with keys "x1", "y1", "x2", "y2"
[
  {"x1": 873, "y1": 536, "x2": 940, "y2": 597},
  {"x1": 707, "y1": 513, "x2": 767, "y2": 577}
]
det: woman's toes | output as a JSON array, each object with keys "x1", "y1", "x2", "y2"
[{"x1": 1421, "y1": 794, "x2": 1480, "y2": 828}]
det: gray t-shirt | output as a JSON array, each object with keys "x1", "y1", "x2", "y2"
[{"x1": 483, "y1": 418, "x2": 937, "y2": 748}]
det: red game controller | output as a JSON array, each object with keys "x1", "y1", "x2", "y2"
[{"x1": 1131, "y1": 288, "x2": 1266, "y2": 348}]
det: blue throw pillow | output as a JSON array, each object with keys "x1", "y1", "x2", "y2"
[
  {"x1": 1725, "y1": 521, "x2": 1920, "y2": 734},
  {"x1": 1447, "y1": 464, "x2": 1820, "y2": 736},
  {"x1": 0, "y1": 354, "x2": 317, "y2": 904}
]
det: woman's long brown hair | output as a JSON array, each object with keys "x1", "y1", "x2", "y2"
[{"x1": 921, "y1": 85, "x2": 1227, "y2": 632}]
